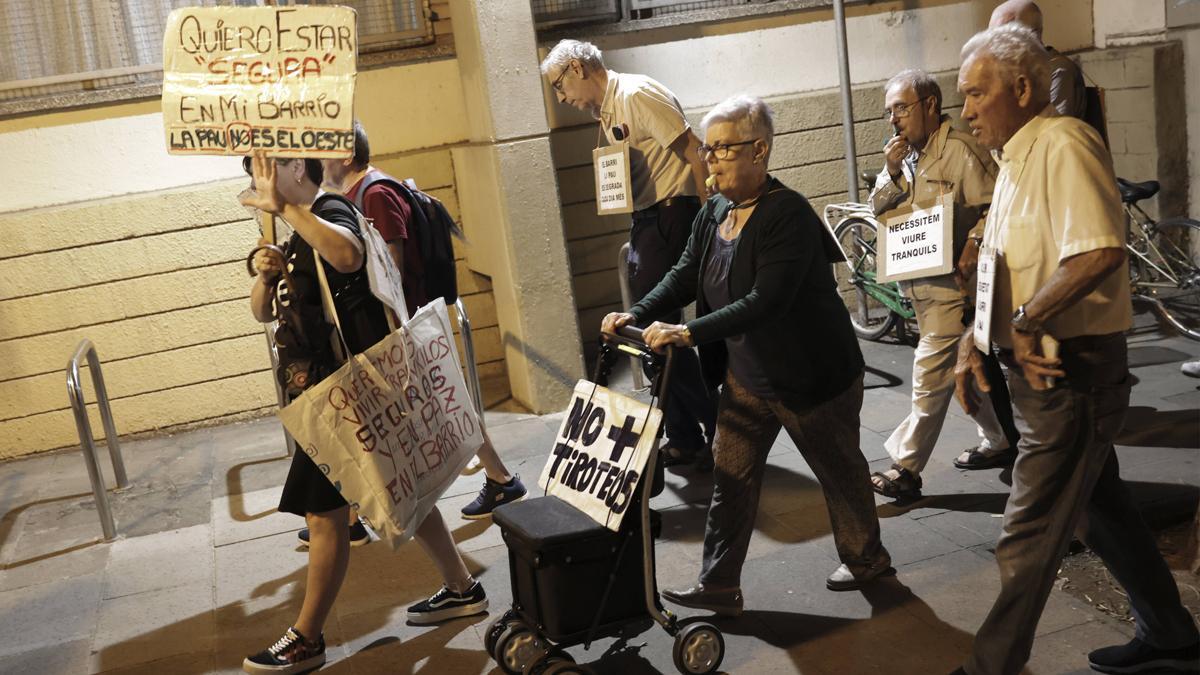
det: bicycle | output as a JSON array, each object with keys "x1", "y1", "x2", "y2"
[
  {"x1": 822, "y1": 172, "x2": 916, "y2": 341},
  {"x1": 1119, "y1": 177, "x2": 1200, "y2": 341}
]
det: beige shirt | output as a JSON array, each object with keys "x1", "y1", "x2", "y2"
[
  {"x1": 869, "y1": 116, "x2": 997, "y2": 333},
  {"x1": 982, "y1": 106, "x2": 1131, "y2": 348},
  {"x1": 1048, "y1": 47, "x2": 1087, "y2": 120},
  {"x1": 598, "y1": 70, "x2": 696, "y2": 211}
]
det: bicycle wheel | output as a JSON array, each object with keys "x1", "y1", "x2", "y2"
[
  {"x1": 1129, "y1": 217, "x2": 1200, "y2": 340},
  {"x1": 833, "y1": 217, "x2": 897, "y2": 340}
]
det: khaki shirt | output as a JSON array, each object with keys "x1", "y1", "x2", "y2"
[
  {"x1": 598, "y1": 70, "x2": 696, "y2": 212},
  {"x1": 1048, "y1": 47, "x2": 1087, "y2": 120},
  {"x1": 869, "y1": 117, "x2": 997, "y2": 334},
  {"x1": 982, "y1": 106, "x2": 1131, "y2": 348}
]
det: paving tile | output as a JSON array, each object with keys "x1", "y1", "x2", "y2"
[
  {"x1": 211, "y1": 486, "x2": 299, "y2": 547},
  {"x1": 93, "y1": 650, "x2": 217, "y2": 675},
  {"x1": 4, "y1": 493, "x2": 111, "y2": 565},
  {"x1": 0, "y1": 637, "x2": 91, "y2": 675},
  {"x1": 1027, "y1": 618, "x2": 1135, "y2": 675},
  {"x1": 90, "y1": 581, "x2": 216, "y2": 672},
  {"x1": 336, "y1": 604, "x2": 493, "y2": 675},
  {"x1": 0, "y1": 538, "x2": 110, "y2": 592},
  {"x1": 213, "y1": 529, "x2": 307, "y2": 611},
  {"x1": 0, "y1": 572, "x2": 104, "y2": 658},
  {"x1": 104, "y1": 523, "x2": 214, "y2": 599},
  {"x1": 110, "y1": 478, "x2": 213, "y2": 538},
  {"x1": 212, "y1": 450, "x2": 291, "y2": 499}
]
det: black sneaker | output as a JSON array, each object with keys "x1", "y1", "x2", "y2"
[
  {"x1": 461, "y1": 475, "x2": 527, "y2": 519},
  {"x1": 407, "y1": 581, "x2": 489, "y2": 624},
  {"x1": 1088, "y1": 637, "x2": 1199, "y2": 673},
  {"x1": 297, "y1": 518, "x2": 370, "y2": 548},
  {"x1": 243, "y1": 626, "x2": 325, "y2": 674}
]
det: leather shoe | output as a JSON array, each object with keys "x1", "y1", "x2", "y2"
[
  {"x1": 826, "y1": 561, "x2": 896, "y2": 591},
  {"x1": 661, "y1": 584, "x2": 743, "y2": 617}
]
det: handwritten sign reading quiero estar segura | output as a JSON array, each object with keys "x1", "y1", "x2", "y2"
[
  {"x1": 593, "y1": 141, "x2": 634, "y2": 216},
  {"x1": 877, "y1": 195, "x2": 955, "y2": 282},
  {"x1": 162, "y1": 6, "x2": 356, "y2": 158},
  {"x1": 538, "y1": 381, "x2": 662, "y2": 531}
]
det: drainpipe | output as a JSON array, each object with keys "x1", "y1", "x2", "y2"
[{"x1": 833, "y1": 0, "x2": 859, "y2": 202}]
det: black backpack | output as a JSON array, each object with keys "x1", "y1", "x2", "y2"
[{"x1": 353, "y1": 169, "x2": 462, "y2": 305}]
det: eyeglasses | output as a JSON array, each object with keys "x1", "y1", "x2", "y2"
[
  {"x1": 551, "y1": 66, "x2": 570, "y2": 92},
  {"x1": 883, "y1": 96, "x2": 932, "y2": 121},
  {"x1": 697, "y1": 139, "x2": 758, "y2": 161}
]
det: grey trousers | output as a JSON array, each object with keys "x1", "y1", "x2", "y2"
[
  {"x1": 699, "y1": 374, "x2": 888, "y2": 588},
  {"x1": 967, "y1": 333, "x2": 1198, "y2": 675}
]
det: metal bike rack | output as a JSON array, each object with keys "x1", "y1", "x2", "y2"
[
  {"x1": 616, "y1": 242, "x2": 648, "y2": 389},
  {"x1": 66, "y1": 339, "x2": 130, "y2": 541},
  {"x1": 454, "y1": 298, "x2": 487, "y2": 428},
  {"x1": 263, "y1": 323, "x2": 298, "y2": 457}
]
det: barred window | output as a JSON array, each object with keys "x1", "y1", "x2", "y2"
[{"x1": 0, "y1": 0, "x2": 432, "y2": 106}]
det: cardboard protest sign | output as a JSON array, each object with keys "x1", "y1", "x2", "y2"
[
  {"x1": 593, "y1": 141, "x2": 634, "y2": 215},
  {"x1": 877, "y1": 194, "x2": 955, "y2": 282},
  {"x1": 162, "y1": 6, "x2": 357, "y2": 158},
  {"x1": 538, "y1": 381, "x2": 662, "y2": 531},
  {"x1": 277, "y1": 299, "x2": 484, "y2": 549},
  {"x1": 973, "y1": 246, "x2": 997, "y2": 352}
]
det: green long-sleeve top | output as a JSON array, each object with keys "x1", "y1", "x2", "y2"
[{"x1": 629, "y1": 177, "x2": 864, "y2": 408}]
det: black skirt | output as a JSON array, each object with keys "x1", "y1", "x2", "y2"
[{"x1": 278, "y1": 445, "x2": 348, "y2": 517}]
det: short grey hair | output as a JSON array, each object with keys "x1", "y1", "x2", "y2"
[
  {"x1": 885, "y1": 68, "x2": 942, "y2": 112},
  {"x1": 701, "y1": 95, "x2": 775, "y2": 154},
  {"x1": 540, "y1": 39, "x2": 605, "y2": 76},
  {"x1": 961, "y1": 24, "x2": 1051, "y2": 105}
]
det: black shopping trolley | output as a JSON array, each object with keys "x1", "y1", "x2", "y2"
[{"x1": 485, "y1": 326, "x2": 725, "y2": 675}]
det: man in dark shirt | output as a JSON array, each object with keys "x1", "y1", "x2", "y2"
[{"x1": 322, "y1": 121, "x2": 526, "y2": 520}]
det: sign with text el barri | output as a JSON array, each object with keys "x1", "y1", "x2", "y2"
[
  {"x1": 162, "y1": 6, "x2": 357, "y2": 158},
  {"x1": 538, "y1": 381, "x2": 662, "y2": 531},
  {"x1": 877, "y1": 194, "x2": 955, "y2": 282},
  {"x1": 593, "y1": 141, "x2": 634, "y2": 216}
]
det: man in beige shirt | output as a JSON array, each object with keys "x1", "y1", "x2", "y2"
[
  {"x1": 951, "y1": 24, "x2": 1198, "y2": 675},
  {"x1": 541, "y1": 40, "x2": 717, "y2": 467},
  {"x1": 868, "y1": 69, "x2": 1016, "y2": 499}
]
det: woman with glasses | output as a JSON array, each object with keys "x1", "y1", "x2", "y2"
[{"x1": 602, "y1": 95, "x2": 892, "y2": 616}]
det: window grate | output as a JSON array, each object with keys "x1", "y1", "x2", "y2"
[
  {"x1": 0, "y1": 0, "x2": 432, "y2": 104},
  {"x1": 532, "y1": 0, "x2": 620, "y2": 29},
  {"x1": 629, "y1": 0, "x2": 756, "y2": 16}
]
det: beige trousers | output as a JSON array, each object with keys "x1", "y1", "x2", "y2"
[{"x1": 884, "y1": 281, "x2": 1009, "y2": 475}]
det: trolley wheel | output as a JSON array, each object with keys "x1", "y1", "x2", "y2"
[
  {"x1": 484, "y1": 610, "x2": 516, "y2": 658},
  {"x1": 522, "y1": 649, "x2": 575, "y2": 675},
  {"x1": 672, "y1": 622, "x2": 725, "y2": 675},
  {"x1": 496, "y1": 622, "x2": 545, "y2": 675}
]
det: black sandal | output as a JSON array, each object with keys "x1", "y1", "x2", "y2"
[
  {"x1": 870, "y1": 464, "x2": 922, "y2": 499},
  {"x1": 953, "y1": 446, "x2": 1017, "y2": 470}
]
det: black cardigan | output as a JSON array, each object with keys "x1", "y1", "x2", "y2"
[{"x1": 629, "y1": 177, "x2": 864, "y2": 408}]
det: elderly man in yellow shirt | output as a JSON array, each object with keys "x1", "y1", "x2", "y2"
[
  {"x1": 867, "y1": 68, "x2": 1017, "y2": 500},
  {"x1": 950, "y1": 24, "x2": 1198, "y2": 675}
]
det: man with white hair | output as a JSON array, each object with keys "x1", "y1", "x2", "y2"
[
  {"x1": 989, "y1": 0, "x2": 1087, "y2": 119},
  {"x1": 951, "y1": 24, "x2": 1198, "y2": 675},
  {"x1": 541, "y1": 39, "x2": 717, "y2": 469},
  {"x1": 867, "y1": 68, "x2": 1017, "y2": 500}
]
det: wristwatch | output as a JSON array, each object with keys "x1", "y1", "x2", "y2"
[
  {"x1": 1011, "y1": 304, "x2": 1042, "y2": 334},
  {"x1": 681, "y1": 325, "x2": 694, "y2": 345}
]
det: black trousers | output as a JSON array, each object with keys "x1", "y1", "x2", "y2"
[{"x1": 628, "y1": 197, "x2": 717, "y2": 449}]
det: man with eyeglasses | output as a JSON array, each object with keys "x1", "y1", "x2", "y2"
[
  {"x1": 866, "y1": 69, "x2": 1019, "y2": 500},
  {"x1": 541, "y1": 39, "x2": 717, "y2": 470}
]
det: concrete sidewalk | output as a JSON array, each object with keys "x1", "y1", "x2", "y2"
[{"x1": 0, "y1": 320, "x2": 1196, "y2": 674}]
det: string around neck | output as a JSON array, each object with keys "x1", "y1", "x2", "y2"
[{"x1": 730, "y1": 176, "x2": 773, "y2": 210}]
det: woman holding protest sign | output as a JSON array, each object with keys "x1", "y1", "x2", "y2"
[
  {"x1": 240, "y1": 153, "x2": 487, "y2": 674},
  {"x1": 602, "y1": 96, "x2": 891, "y2": 616}
]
